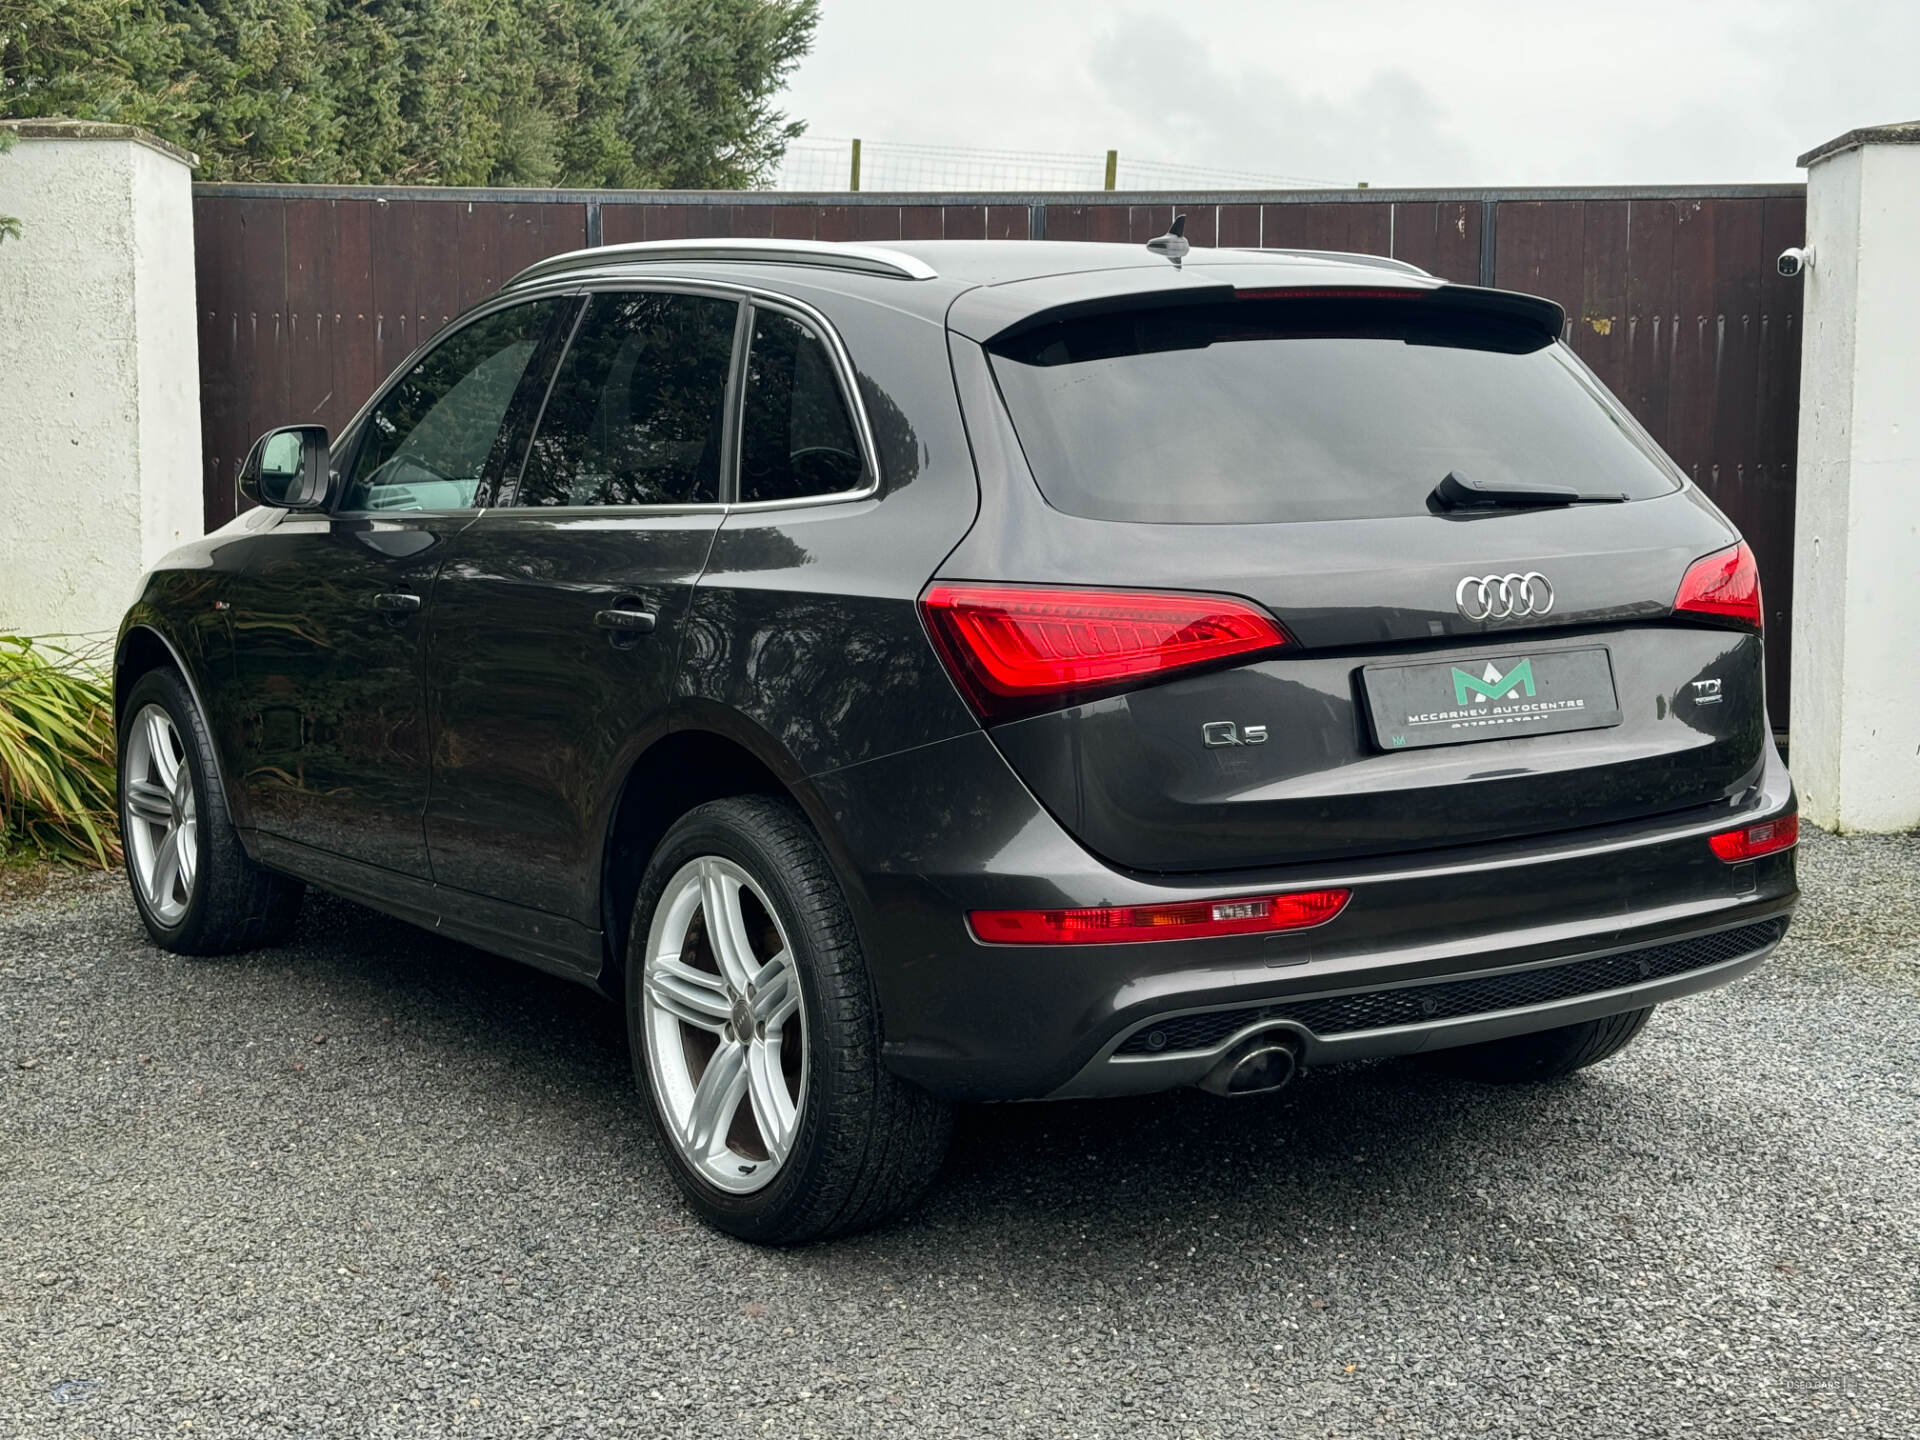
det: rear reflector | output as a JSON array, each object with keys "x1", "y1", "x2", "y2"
[
  {"x1": 970, "y1": 889, "x2": 1350, "y2": 945},
  {"x1": 920, "y1": 583, "x2": 1288, "y2": 722},
  {"x1": 1708, "y1": 814, "x2": 1798, "y2": 863},
  {"x1": 1674, "y1": 541, "x2": 1763, "y2": 630}
]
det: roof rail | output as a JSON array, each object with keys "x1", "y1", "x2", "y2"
[
  {"x1": 507, "y1": 238, "x2": 940, "y2": 289},
  {"x1": 1248, "y1": 248, "x2": 1432, "y2": 277}
]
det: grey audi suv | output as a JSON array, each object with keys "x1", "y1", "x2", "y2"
[{"x1": 116, "y1": 233, "x2": 1798, "y2": 1242}]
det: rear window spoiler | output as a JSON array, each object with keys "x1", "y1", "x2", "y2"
[{"x1": 957, "y1": 273, "x2": 1566, "y2": 349}]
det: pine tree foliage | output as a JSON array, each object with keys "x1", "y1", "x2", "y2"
[{"x1": 0, "y1": 0, "x2": 817, "y2": 186}]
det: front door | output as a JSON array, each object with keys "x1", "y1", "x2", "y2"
[
  {"x1": 226, "y1": 296, "x2": 570, "y2": 876},
  {"x1": 425, "y1": 288, "x2": 740, "y2": 922}
]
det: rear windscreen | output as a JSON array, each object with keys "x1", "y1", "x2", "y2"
[{"x1": 987, "y1": 297, "x2": 1681, "y2": 524}]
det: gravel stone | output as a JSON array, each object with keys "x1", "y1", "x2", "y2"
[{"x1": 2, "y1": 826, "x2": 1916, "y2": 1437}]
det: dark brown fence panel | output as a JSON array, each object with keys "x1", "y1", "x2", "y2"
[
  {"x1": 191, "y1": 183, "x2": 1802, "y2": 712},
  {"x1": 1388, "y1": 201, "x2": 1482, "y2": 283},
  {"x1": 1261, "y1": 200, "x2": 1392, "y2": 256},
  {"x1": 1481, "y1": 195, "x2": 1803, "y2": 717},
  {"x1": 194, "y1": 193, "x2": 586, "y2": 525}
]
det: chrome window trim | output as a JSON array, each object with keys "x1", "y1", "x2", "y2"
[
  {"x1": 729, "y1": 295, "x2": 880, "y2": 510},
  {"x1": 325, "y1": 272, "x2": 884, "y2": 523},
  {"x1": 542, "y1": 276, "x2": 882, "y2": 513}
]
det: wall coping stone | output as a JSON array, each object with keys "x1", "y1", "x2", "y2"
[
  {"x1": 1798, "y1": 120, "x2": 1920, "y2": 169},
  {"x1": 0, "y1": 118, "x2": 198, "y2": 170}
]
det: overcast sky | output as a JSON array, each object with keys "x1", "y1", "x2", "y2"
[{"x1": 780, "y1": 0, "x2": 1917, "y2": 188}]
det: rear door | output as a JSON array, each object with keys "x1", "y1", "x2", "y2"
[
  {"x1": 424, "y1": 287, "x2": 739, "y2": 923},
  {"x1": 225, "y1": 296, "x2": 569, "y2": 876},
  {"x1": 940, "y1": 288, "x2": 1768, "y2": 873}
]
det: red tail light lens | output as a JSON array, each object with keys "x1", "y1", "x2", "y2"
[
  {"x1": 1708, "y1": 814, "x2": 1798, "y2": 862},
  {"x1": 1674, "y1": 541, "x2": 1763, "y2": 630},
  {"x1": 970, "y1": 889, "x2": 1351, "y2": 945},
  {"x1": 920, "y1": 583, "x2": 1288, "y2": 721}
]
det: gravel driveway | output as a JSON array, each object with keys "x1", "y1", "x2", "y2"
[{"x1": 3, "y1": 827, "x2": 1916, "y2": 1439}]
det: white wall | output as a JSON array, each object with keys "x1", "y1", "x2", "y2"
[
  {"x1": 0, "y1": 122, "x2": 202, "y2": 642},
  {"x1": 1789, "y1": 126, "x2": 1920, "y2": 832}
]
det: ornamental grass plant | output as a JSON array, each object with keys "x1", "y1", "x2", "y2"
[{"x1": 0, "y1": 635, "x2": 119, "y2": 868}]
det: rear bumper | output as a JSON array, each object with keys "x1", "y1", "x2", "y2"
[
  {"x1": 807, "y1": 733, "x2": 1798, "y2": 1102},
  {"x1": 1049, "y1": 914, "x2": 1786, "y2": 1097}
]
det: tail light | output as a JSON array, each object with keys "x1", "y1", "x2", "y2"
[
  {"x1": 920, "y1": 583, "x2": 1288, "y2": 722},
  {"x1": 1709, "y1": 814, "x2": 1797, "y2": 862},
  {"x1": 1674, "y1": 541, "x2": 1763, "y2": 630},
  {"x1": 970, "y1": 889, "x2": 1351, "y2": 945}
]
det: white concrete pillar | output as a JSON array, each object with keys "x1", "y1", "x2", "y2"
[
  {"x1": 1789, "y1": 121, "x2": 1920, "y2": 832},
  {"x1": 0, "y1": 120, "x2": 203, "y2": 641}
]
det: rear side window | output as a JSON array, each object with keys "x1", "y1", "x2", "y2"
[
  {"x1": 988, "y1": 297, "x2": 1681, "y2": 525},
  {"x1": 516, "y1": 291, "x2": 738, "y2": 508},
  {"x1": 738, "y1": 309, "x2": 868, "y2": 502}
]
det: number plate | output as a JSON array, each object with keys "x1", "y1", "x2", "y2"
[{"x1": 1362, "y1": 646, "x2": 1622, "y2": 751}]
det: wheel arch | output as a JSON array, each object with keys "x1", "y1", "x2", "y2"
[
  {"x1": 596, "y1": 711, "x2": 858, "y2": 992},
  {"x1": 113, "y1": 621, "x2": 246, "y2": 827},
  {"x1": 114, "y1": 622, "x2": 190, "y2": 724}
]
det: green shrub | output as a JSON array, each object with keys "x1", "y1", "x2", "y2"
[{"x1": 0, "y1": 636, "x2": 119, "y2": 868}]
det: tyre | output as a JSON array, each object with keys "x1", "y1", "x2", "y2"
[
  {"x1": 626, "y1": 796, "x2": 951, "y2": 1244},
  {"x1": 118, "y1": 667, "x2": 303, "y2": 954},
  {"x1": 1426, "y1": 1006, "x2": 1655, "y2": 1084}
]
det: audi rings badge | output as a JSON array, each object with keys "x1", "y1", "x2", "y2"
[{"x1": 1455, "y1": 572, "x2": 1555, "y2": 622}]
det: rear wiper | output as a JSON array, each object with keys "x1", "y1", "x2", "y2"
[{"x1": 1431, "y1": 470, "x2": 1628, "y2": 511}]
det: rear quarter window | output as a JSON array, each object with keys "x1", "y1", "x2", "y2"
[{"x1": 987, "y1": 297, "x2": 1681, "y2": 525}]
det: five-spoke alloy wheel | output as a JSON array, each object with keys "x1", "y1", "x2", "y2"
[
  {"x1": 642, "y1": 856, "x2": 808, "y2": 1193},
  {"x1": 627, "y1": 797, "x2": 952, "y2": 1244},
  {"x1": 117, "y1": 666, "x2": 303, "y2": 954},
  {"x1": 122, "y1": 703, "x2": 198, "y2": 926}
]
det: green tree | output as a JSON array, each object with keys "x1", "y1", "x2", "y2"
[
  {"x1": 0, "y1": 0, "x2": 817, "y2": 186},
  {"x1": 623, "y1": 0, "x2": 818, "y2": 188}
]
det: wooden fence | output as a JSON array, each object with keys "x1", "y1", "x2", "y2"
[{"x1": 192, "y1": 183, "x2": 1806, "y2": 713}]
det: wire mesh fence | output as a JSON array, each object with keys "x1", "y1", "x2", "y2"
[{"x1": 773, "y1": 137, "x2": 1347, "y2": 192}]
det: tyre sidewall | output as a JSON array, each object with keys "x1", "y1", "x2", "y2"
[{"x1": 626, "y1": 801, "x2": 848, "y2": 1243}]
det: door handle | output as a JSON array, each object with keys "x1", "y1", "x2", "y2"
[
  {"x1": 373, "y1": 592, "x2": 422, "y2": 617},
  {"x1": 593, "y1": 608, "x2": 657, "y2": 635}
]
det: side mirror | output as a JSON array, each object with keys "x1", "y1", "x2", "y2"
[{"x1": 239, "y1": 425, "x2": 331, "y2": 510}]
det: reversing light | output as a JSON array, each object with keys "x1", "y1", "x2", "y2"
[
  {"x1": 969, "y1": 889, "x2": 1351, "y2": 945},
  {"x1": 920, "y1": 583, "x2": 1289, "y2": 722},
  {"x1": 1674, "y1": 541, "x2": 1763, "y2": 630},
  {"x1": 1708, "y1": 814, "x2": 1798, "y2": 862}
]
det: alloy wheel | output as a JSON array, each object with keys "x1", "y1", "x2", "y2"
[
  {"x1": 123, "y1": 703, "x2": 198, "y2": 926},
  {"x1": 641, "y1": 857, "x2": 807, "y2": 1194}
]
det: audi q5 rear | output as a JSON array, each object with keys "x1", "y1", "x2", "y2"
[{"x1": 118, "y1": 233, "x2": 1796, "y2": 1243}]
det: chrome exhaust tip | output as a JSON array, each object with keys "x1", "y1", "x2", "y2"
[{"x1": 1198, "y1": 1033, "x2": 1301, "y2": 1097}]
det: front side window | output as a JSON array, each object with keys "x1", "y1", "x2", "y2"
[
  {"x1": 515, "y1": 291, "x2": 739, "y2": 508},
  {"x1": 341, "y1": 299, "x2": 561, "y2": 512},
  {"x1": 738, "y1": 309, "x2": 867, "y2": 503}
]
